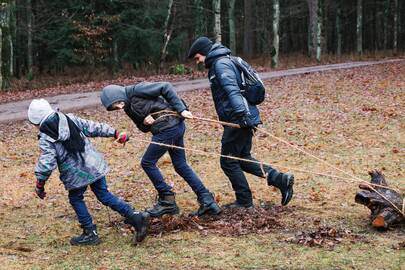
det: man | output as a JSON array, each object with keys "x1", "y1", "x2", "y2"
[{"x1": 188, "y1": 37, "x2": 294, "y2": 208}]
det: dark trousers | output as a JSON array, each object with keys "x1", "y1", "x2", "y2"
[
  {"x1": 220, "y1": 127, "x2": 273, "y2": 205},
  {"x1": 141, "y1": 121, "x2": 209, "y2": 196},
  {"x1": 68, "y1": 177, "x2": 132, "y2": 228}
]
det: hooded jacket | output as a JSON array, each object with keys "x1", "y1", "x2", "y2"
[
  {"x1": 205, "y1": 43, "x2": 261, "y2": 125},
  {"x1": 35, "y1": 112, "x2": 115, "y2": 190},
  {"x1": 101, "y1": 82, "x2": 187, "y2": 134}
]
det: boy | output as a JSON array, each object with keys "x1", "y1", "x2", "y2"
[
  {"x1": 28, "y1": 98, "x2": 149, "y2": 246},
  {"x1": 100, "y1": 82, "x2": 221, "y2": 217}
]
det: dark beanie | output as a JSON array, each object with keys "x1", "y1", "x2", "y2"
[{"x1": 188, "y1": 37, "x2": 213, "y2": 58}]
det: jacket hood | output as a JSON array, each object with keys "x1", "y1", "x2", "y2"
[
  {"x1": 205, "y1": 43, "x2": 231, "y2": 68},
  {"x1": 28, "y1": 98, "x2": 55, "y2": 125},
  {"x1": 100, "y1": 85, "x2": 128, "y2": 110}
]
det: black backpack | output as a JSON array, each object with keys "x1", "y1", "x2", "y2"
[{"x1": 229, "y1": 56, "x2": 266, "y2": 105}]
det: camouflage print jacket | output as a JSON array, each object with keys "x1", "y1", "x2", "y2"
[{"x1": 35, "y1": 112, "x2": 115, "y2": 190}]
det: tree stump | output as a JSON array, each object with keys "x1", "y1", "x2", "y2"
[{"x1": 355, "y1": 170, "x2": 404, "y2": 229}]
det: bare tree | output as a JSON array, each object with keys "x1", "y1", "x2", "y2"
[
  {"x1": 393, "y1": 0, "x2": 398, "y2": 55},
  {"x1": 160, "y1": 0, "x2": 176, "y2": 70},
  {"x1": 336, "y1": 0, "x2": 342, "y2": 57},
  {"x1": 228, "y1": 0, "x2": 236, "y2": 53},
  {"x1": 27, "y1": 0, "x2": 33, "y2": 79},
  {"x1": 213, "y1": 0, "x2": 221, "y2": 42},
  {"x1": 243, "y1": 0, "x2": 254, "y2": 57},
  {"x1": 271, "y1": 0, "x2": 280, "y2": 68},
  {"x1": 383, "y1": 0, "x2": 389, "y2": 50},
  {"x1": 307, "y1": 0, "x2": 322, "y2": 61},
  {"x1": 356, "y1": 0, "x2": 363, "y2": 55}
]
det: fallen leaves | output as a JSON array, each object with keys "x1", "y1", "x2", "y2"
[
  {"x1": 148, "y1": 206, "x2": 284, "y2": 237},
  {"x1": 285, "y1": 226, "x2": 365, "y2": 250}
]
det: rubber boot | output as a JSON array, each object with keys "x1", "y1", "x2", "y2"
[
  {"x1": 146, "y1": 191, "x2": 180, "y2": 217},
  {"x1": 192, "y1": 192, "x2": 222, "y2": 216},
  {"x1": 267, "y1": 170, "x2": 294, "y2": 206},
  {"x1": 70, "y1": 224, "x2": 100, "y2": 246},
  {"x1": 125, "y1": 210, "x2": 150, "y2": 244}
]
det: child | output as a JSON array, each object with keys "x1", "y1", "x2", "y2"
[
  {"x1": 100, "y1": 82, "x2": 221, "y2": 217},
  {"x1": 28, "y1": 98, "x2": 149, "y2": 246}
]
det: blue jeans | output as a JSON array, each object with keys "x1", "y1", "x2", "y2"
[
  {"x1": 68, "y1": 177, "x2": 132, "y2": 228},
  {"x1": 141, "y1": 121, "x2": 209, "y2": 195}
]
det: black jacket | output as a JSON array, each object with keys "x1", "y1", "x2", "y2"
[
  {"x1": 205, "y1": 44, "x2": 261, "y2": 125},
  {"x1": 124, "y1": 82, "x2": 187, "y2": 134}
]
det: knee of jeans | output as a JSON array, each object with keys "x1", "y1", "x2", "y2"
[
  {"x1": 95, "y1": 191, "x2": 113, "y2": 206},
  {"x1": 141, "y1": 158, "x2": 155, "y2": 169},
  {"x1": 173, "y1": 162, "x2": 189, "y2": 174},
  {"x1": 68, "y1": 193, "x2": 84, "y2": 205}
]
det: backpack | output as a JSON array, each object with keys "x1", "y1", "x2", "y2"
[{"x1": 229, "y1": 56, "x2": 266, "y2": 105}]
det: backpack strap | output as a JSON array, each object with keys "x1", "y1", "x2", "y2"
[{"x1": 211, "y1": 55, "x2": 245, "y2": 89}]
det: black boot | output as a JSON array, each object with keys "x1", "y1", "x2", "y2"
[
  {"x1": 125, "y1": 210, "x2": 150, "y2": 244},
  {"x1": 146, "y1": 192, "x2": 180, "y2": 218},
  {"x1": 267, "y1": 171, "x2": 294, "y2": 206},
  {"x1": 70, "y1": 224, "x2": 100, "y2": 246},
  {"x1": 193, "y1": 192, "x2": 222, "y2": 216}
]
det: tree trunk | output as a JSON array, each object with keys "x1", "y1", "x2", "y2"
[
  {"x1": 383, "y1": 0, "x2": 389, "y2": 50},
  {"x1": 213, "y1": 0, "x2": 221, "y2": 43},
  {"x1": 243, "y1": 0, "x2": 254, "y2": 57},
  {"x1": 307, "y1": 0, "x2": 320, "y2": 59},
  {"x1": 393, "y1": 0, "x2": 398, "y2": 55},
  {"x1": 355, "y1": 170, "x2": 404, "y2": 229},
  {"x1": 228, "y1": 0, "x2": 236, "y2": 53},
  {"x1": 316, "y1": 0, "x2": 322, "y2": 62},
  {"x1": 336, "y1": 0, "x2": 342, "y2": 57},
  {"x1": 271, "y1": 0, "x2": 279, "y2": 68},
  {"x1": 0, "y1": 26, "x2": 3, "y2": 90},
  {"x1": 160, "y1": 0, "x2": 176, "y2": 70},
  {"x1": 27, "y1": 0, "x2": 33, "y2": 79},
  {"x1": 356, "y1": 0, "x2": 363, "y2": 55},
  {"x1": 9, "y1": 0, "x2": 15, "y2": 77}
]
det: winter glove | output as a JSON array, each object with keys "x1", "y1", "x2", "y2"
[
  {"x1": 35, "y1": 180, "x2": 46, "y2": 199},
  {"x1": 238, "y1": 114, "x2": 256, "y2": 129},
  {"x1": 115, "y1": 131, "x2": 129, "y2": 144}
]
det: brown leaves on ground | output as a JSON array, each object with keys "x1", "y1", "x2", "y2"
[
  {"x1": 285, "y1": 226, "x2": 365, "y2": 249},
  {"x1": 392, "y1": 240, "x2": 405, "y2": 250},
  {"x1": 148, "y1": 206, "x2": 285, "y2": 237}
]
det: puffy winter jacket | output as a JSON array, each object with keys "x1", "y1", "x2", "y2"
[
  {"x1": 35, "y1": 112, "x2": 115, "y2": 190},
  {"x1": 101, "y1": 82, "x2": 187, "y2": 134},
  {"x1": 205, "y1": 43, "x2": 261, "y2": 125}
]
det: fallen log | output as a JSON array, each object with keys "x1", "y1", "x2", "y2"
[{"x1": 355, "y1": 170, "x2": 404, "y2": 229}]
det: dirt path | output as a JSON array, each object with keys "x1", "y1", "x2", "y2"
[{"x1": 0, "y1": 58, "x2": 403, "y2": 124}]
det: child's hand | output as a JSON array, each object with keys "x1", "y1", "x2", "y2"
[
  {"x1": 115, "y1": 131, "x2": 129, "y2": 144},
  {"x1": 143, "y1": 115, "x2": 155, "y2": 125},
  {"x1": 35, "y1": 180, "x2": 46, "y2": 199},
  {"x1": 181, "y1": 110, "x2": 193, "y2": 119}
]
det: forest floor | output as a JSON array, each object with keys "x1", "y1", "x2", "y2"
[{"x1": 0, "y1": 62, "x2": 404, "y2": 269}]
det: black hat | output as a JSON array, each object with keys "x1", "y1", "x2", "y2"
[{"x1": 188, "y1": 37, "x2": 213, "y2": 58}]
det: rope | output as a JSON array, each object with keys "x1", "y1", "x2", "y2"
[
  {"x1": 191, "y1": 116, "x2": 402, "y2": 193},
  {"x1": 131, "y1": 111, "x2": 404, "y2": 217},
  {"x1": 128, "y1": 138, "x2": 367, "y2": 183},
  {"x1": 191, "y1": 116, "x2": 405, "y2": 217}
]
